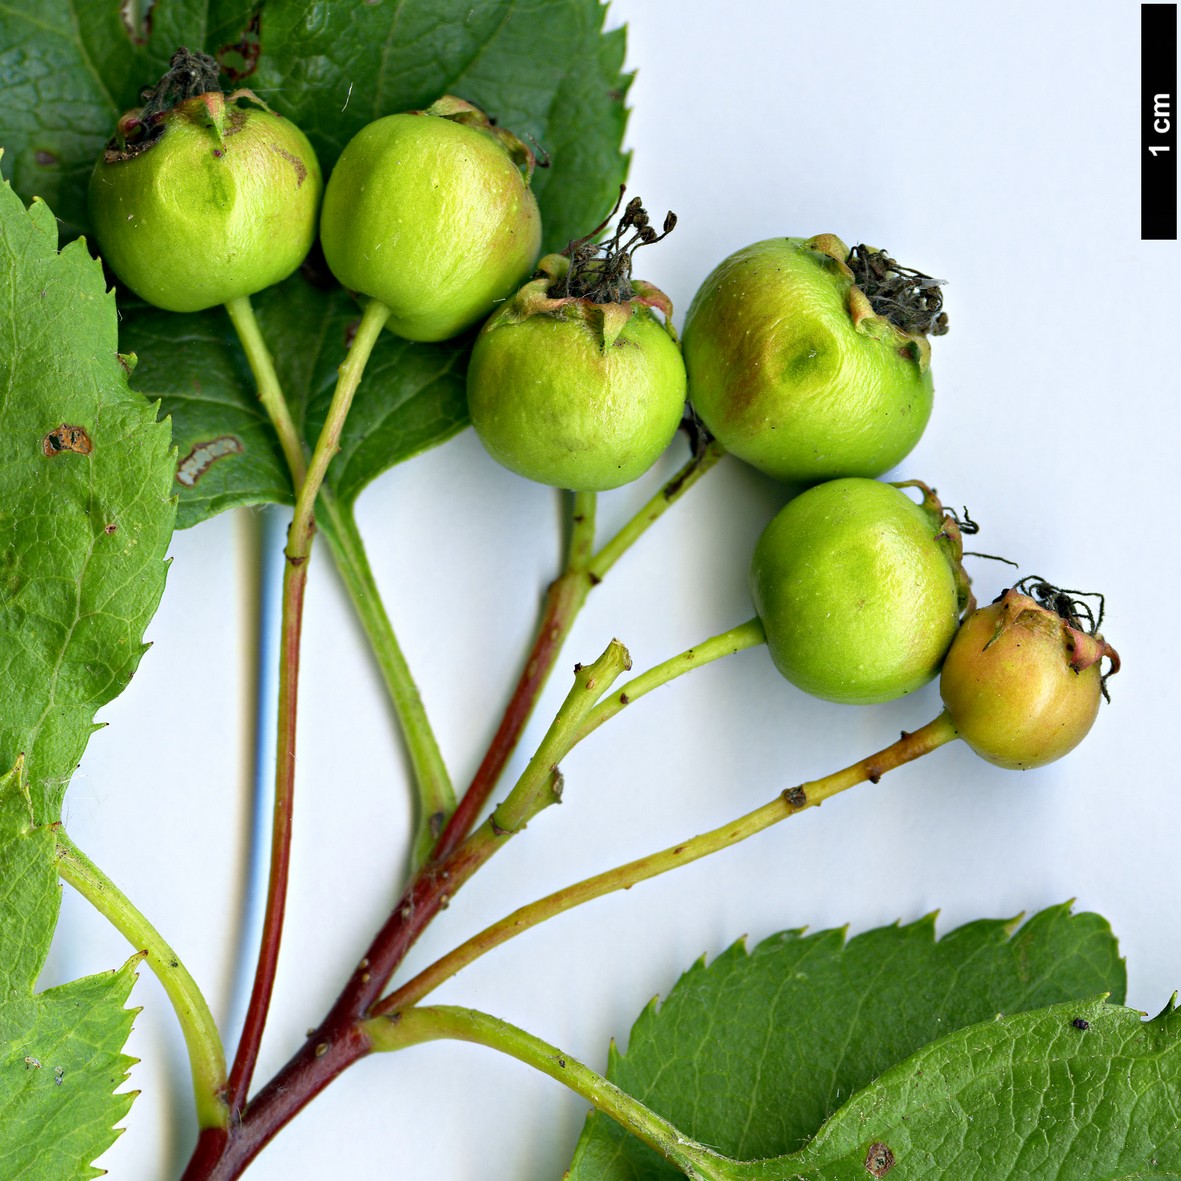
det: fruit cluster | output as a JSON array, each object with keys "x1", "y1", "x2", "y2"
[{"x1": 90, "y1": 51, "x2": 1119, "y2": 770}]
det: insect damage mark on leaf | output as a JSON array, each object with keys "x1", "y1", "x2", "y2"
[
  {"x1": 176, "y1": 436, "x2": 244, "y2": 486},
  {"x1": 119, "y1": 0, "x2": 155, "y2": 46},
  {"x1": 42, "y1": 425, "x2": 93, "y2": 456},
  {"x1": 865, "y1": 1141, "x2": 895, "y2": 1176},
  {"x1": 218, "y1": 11, "x2": 263, "y2": 82}
]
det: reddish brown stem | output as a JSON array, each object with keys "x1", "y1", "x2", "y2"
[
  {"x1": 224, "y1": 554, "x2": 307, "y2": 1115},
  {"x1": 432, "y1": 569, "x2": 590, "y2": 862},
  {"x1": 183, "y1": 459, "x2": 716, "y2": 1176},
  {"x1": 223, "y1": 298, "x2": 392, "y2": 1117},
  {"x1": 182, "y1": 570, "x2": 589, "y2": 1177},
  {"x1": 182, "y1": 828, "x2": 505, "y2": 1179}
]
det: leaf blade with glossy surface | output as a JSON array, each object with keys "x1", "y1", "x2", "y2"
[
  {"x1": 764, "y1": 995, "x2": 1181, "y2": 1180},
  {"x1": 566, "y1": 905, "x2": 1126, "y2": 1180}
]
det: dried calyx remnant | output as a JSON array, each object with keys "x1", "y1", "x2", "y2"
[
  {"x1": 943, "y1": 505, "x2": 979, "y2": 537},
  {"x1": 847, "y1": 244, "x2": 949, "y2": 337},
  {"x1": 1012, "y1": 575, "x2": 1118, "y2": 699},
  {"x1": 107, "y1": 47, "x2": 223, "y2": 158},
  {"x1": 552, "y1": 190, "x2": 677, "y2": 304},
  {"x1": 1015, "y1": 576, "x2": 1105, "y2": 637}
]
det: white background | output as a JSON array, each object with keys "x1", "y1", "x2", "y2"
[{"x1": 45, "y1": 1, "x2": 1180, "y2": 1177}]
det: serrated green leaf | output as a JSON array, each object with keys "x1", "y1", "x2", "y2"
[
  {"x1": 765, "y1": 995, "x2": 1181, "y2": 1180},
  {"x1": 2, "y1": 0, "x2": 630, "y2": 527},
  {"x1": 567, "y1": 906, "x2": 1126, "y2": 1181},
  {"x1": 124, "y1": 275, "x2": 470, "y2": 525},
  {"x1": 0, "y1": 760, "x2": 141, "y2": 1181},
  {"x1": 0, "y1": 176, "x2": 175, "y2": 821},
  {"x1": 0, "y1": 759, "x2": 57, "y2": 989}
]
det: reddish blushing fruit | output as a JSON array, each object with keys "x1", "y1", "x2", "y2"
[
  {"x1": 681, "y1": 235, "x2": 947, "y2": 484},
  {"x1": 750, "y1": 478, "x2": 972, "y2": 705},
  {"x1": 940, "y1": 582, "x2": 1120, "y2": 769},
  {"x1": 89, "y1": 48, "x2": 321, "y2": 313},
  {"x1": 320, "y1": 97, "x2": 541, "y2": 342},
  {"x1": 467, "y1": 197, "x2": 687, "y2": 491}
]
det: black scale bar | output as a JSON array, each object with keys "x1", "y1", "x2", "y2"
[{"x1": 1143, "y1": 4, "x2": 1178, "y2": 240}]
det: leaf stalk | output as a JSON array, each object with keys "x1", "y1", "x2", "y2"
[
  {"x1": 316, "y1": 490, "x2": 456, "y2": 867},
  {"x1": 54, "y1": 832, "x2": 229, "y2": 1130},
  {"x1": 367, "y1": 1005, "x2": 737, "y2": 1180}
]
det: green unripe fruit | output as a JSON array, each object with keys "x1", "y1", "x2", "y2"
[
  {"x1": 467, "y1": 253, "x2": 686, "y2": 491},
  {"x1": 750, "y1": 478, "x2": 970, "y2": 705},
  {"x1": 940, "y1": 587, "x2": 1120, "y2": 769},
  {"x1": 320, "y1": 97, "x2": 542, "y2": 342},
  {"x1": 90, "y1": 86, "x2": 321, "y2": 314},
  {"x1": 682, "y1": 235, "x2": 943, "y2": 484}
]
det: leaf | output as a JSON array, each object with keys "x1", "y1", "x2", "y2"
[
  {"x1": 2, "y1": 0, "x2": 631, "y2": 527},
  {"x1": 124, "y1": 276, "x2": 470, "y2": 526},
  {"x1": 566, "y1": 905, "x2": 1126, "y2": 1180},
  {"x1": 0, "y1": 175, "x2": 175, "y2": 822},
  {"x1": 0, "y1": 759, "x2": 141, "y2": 1181},
  {"x1": 767, "y1": 995, "x2": 1181, "y2": 1180}
]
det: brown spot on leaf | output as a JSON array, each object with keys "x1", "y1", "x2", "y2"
[
  {"x1": 43, "y1": 424, "x2": 92, "y2": 457},
  {"x1": 34, "y1": 150, "x2": 58, "y2": 167},
  {"x1": 176, "y1": 435, "x2": 243, "y2": 486},
  {"x1": 865, "y1": 1142, "x2": 895, "y2": 1177},
  {"x1": 104, "y1": 523, "x2": 118, "y2": 535}
]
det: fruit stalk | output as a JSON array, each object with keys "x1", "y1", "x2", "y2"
[
  {"x1": 573, "y1": 616, "x2": 767, "y2": 743},
  {"x1": 376, "y1": 713, "x2": 959, "y2": 1015},
  {"x1": 223, "y1": 295, "x2": 307, "y2": 487},
  {"x1": 588, "y1": 437, "x2": 726, "y2": 580}
]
